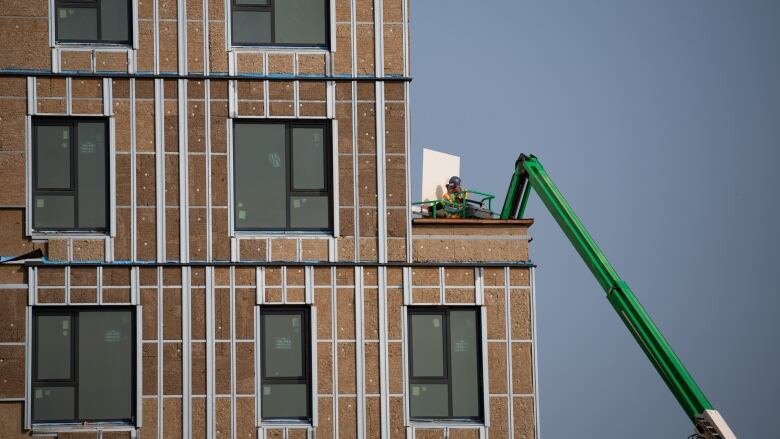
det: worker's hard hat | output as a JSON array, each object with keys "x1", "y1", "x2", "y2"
[{"x1": 447, "y1": 176, "x2": 461, "y2": 187}]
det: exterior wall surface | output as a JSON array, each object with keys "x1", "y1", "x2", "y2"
[{"x1": 0, "y1": 1, "x2": 538, "y2": 438}]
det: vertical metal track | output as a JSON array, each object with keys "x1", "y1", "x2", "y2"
[
  {"x1": 229, "y1": 266, "x2": 237, "y2": 439},
  {"x1": 331, "y1": 266, "x2": 339, "y2": 439},
  {"x1": 182, "y1": 267, "x2": 192, "y2": 438},
  {"x1": 504, "y1": 267, "x2": 515, "y2": 438},
  {"x1": 130, "y1": 79, "x2": 138, "y2": 261},
  {"x1": 154, "y1": 79, "x2": 166, "y2": 262},
  {"x1": 179, "y1": 79, "x2": 190, "y2": 262},
  {"x1": 157, "y1": 266, "x2": 164, "y2": 439},
  {"x1": 530, "y1": 267, "x2": 541, "y2": 439},
  {"x1": 378, "y1": 266, "x2": 390, "y2": 438},
  {"x1": 206, "y1": 266, "x2": 216, "y2": 439},
  {"x1": 355, "y1": 267, "x2": 365, "y2": 438}
]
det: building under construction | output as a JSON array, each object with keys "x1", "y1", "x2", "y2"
[{"x1": 0, "y1": 1, "x2": 539, "y2": 438}]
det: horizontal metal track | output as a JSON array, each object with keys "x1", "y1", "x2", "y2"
[
  {"x1": 24, "y1": 260, "x2": 535, "y2": 268},
  {"x1": 0, "y1": 70, "x2": 412, "y2": 82}
]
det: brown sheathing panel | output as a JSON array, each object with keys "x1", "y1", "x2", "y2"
[
  {"x1": 337, "y1": 342, "x2": 356, "y2": 394},
  {"x1": 142, "y1": 394, "x2": 159, "y2": 437},
  {"x1": 143, "y1": 342, "x2": 158, "y2": 395},
  {"x1": 215, "y1": 397, "x2": 231, "y2": 438},
  {"x1": 317, "y1": 397, "x2": 334, "y2": 438},
  {"x1": 70, "y1": 267, "x2": 97, "y2": 286},
  {"x1": 389, "y1": 396, "x2": 404, "y2": 438},
  {"x1": 488, "y1": 342, "x2": 508, "y2": 394},
  {"x1": 38, "y1": 288, "x2": 66, "y2": 303},
  {"x1": 138, "y1": 19, "x2": 155, "y2": 72},
  {"x1": 416, "y1": 430, "x2": 445, "y2": 439},
  {"x1": 235, "y1": 287, "x2": 254, "y2": 339},
  {"x1": 0, "y1": 17, "x2": 49, "y2": 70},
  {"x1": 163, "y1": 396, "x2": 183, "y2": 439},
  {"x1": 95, "y1": 51, "x2": 129, "y2": 73},
  {"x1": 385, "y1": 155, "x2": 407, "y2": 206},
  {"x1": 214, "y1": 287, "x2": 230, "y2": 339},
  {"x1": 191, "y1": 286, "x2": 206, "y2": 339},
  {"x1": 163, "y1": 342, "x2": 183, "y2": 395},
  {"x1": 235, "y1": 342, "x2": 255, "y2": 394},
  {"x1": 70, "y1": 286, "x2": 98, "y2": 302},
  {"x1": 364, "y1": 342, "x2": 380, "y2": 393},
  {"x1": 514, "y1": 396, "x2": 536, "y2": 438},
  {"x1": 142, "y1": 288, "x2": 158, "y2": 339},
  {"x1": 192, "y1": 396, "x2": 207, "y2": 439},
  {"x1": 164, "y1": 287, "x2": 183, "y2": 339},
  {"x1": 0, "y1": 153, "x2": 25, "y2": 205},
  {"x1": 383, "y1": 23, "x2": 404, "y2": 75},
  {"x1": 48, "y1": 240, "x2": 68, "y2": 261},
  {"x1": 235, "y1": 396, "x2": 255, "y2": 438},
  {"x1": 334, "y1": 24, "x2": 353, "y2": 75},
  {"x1": 490, "y1": 396, "x2": 510, "y2": 438},
  {"x1": 267, "y1": 54, "x2": 294, "y2": 76},
  {"x1": 137, "y1": 207, "x2": 158, "y2": 260},
  {"x1": 215, "y1": 342, "x2": 231, "y2": 394},
  {"x1": 0, "y1": 289, "x2": 25, "y2": 342},
  {"x1": 236, "y1": 53, "x2": 264, "y2": 76},
  {"x1": 187, "y1": 22, "x2": 205, "y2": 73},
  {"x1": 318, "y1": 341, "x2": 333, "y2": 394},
  {"x1": 72, "y1": 239, "x2": 104, "y2": 261},
  {"x1": 485, "y1": 288, "x2": 506, "y2": 341},
  {"x1": 159, "y1": 21, "x2": 179, "y2": 74},
  {"x1": 511, "y1": 289, "x2": 532, "y2": 340},
  {"x1": 512, "y1": 342, "x2": 534, "y2": 395},
  {"x1": 0, "y1": 345, "x2": 24, "y2": 397},
  {"x1": 298, "y1": 53, "x2": 327, "y2": 75},
  {"x1": 61, "y1": 51, "x2": 93, "y2": 73},
  {"x1": 0, "y1": 86, "x2": 27, "y2": 152},
  {"x1": 338, "y1": 396, "x2": 357, "y2": 438},
  {"x1": 356, "y1": 25, "x2": 376, "y2": 75},
  {"x1": 365, "y1": 396, "x2": 381, "y2": 438},
  {"x1": 190, "y1": 206, "x2": 208, "y2": 260},
  {"x1": 0, "y1": 209, "x2": 40, "y2": 256}
]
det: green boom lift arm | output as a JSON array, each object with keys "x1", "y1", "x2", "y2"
[{"x1": 501, "y1": 154, "x2": 736, "y2": 439}]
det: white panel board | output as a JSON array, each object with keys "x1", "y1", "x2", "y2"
[{"x1": 421, "y1": 148, "x2": 460, "y2": 202}]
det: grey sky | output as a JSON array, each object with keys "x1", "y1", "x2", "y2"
[{"x1": 410, "y1": 1, "x2": 780, "y2": 437}]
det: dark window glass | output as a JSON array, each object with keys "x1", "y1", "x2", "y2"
[
  {"x1": 78, "y1": 311, "x2": 134, "y2": 420},
  {"x1": 35, "y1": 125, "x2": 71, "y2": 189},
  {"x1": 408, "y1": 308, "x2": 483, "y2": 421},
  {"x1": 32, "y1": 308, "x2": 136, "y2": 424},
  {"x1": 231, "y1": 0, "x2": 328, "y2": 47},
  {"x1": 36, "y1": 315, "x2": 72, "y2": 380},
  {"x1": 233, "y1": 121, "x2": 332, "y2": 232},
  {"x1": 32, "y1": 118, "x2": 109, "y2": 232},
  {"x1": 261, "y1": 307, "x2": 311, "y2": 420},
  {"x1": 55, "y1": 0, "x2": 132, "y2": 44}
]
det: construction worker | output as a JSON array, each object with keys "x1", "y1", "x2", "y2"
[{"x1": 440, "y1": 176, "x2": 466, "y2": 217}]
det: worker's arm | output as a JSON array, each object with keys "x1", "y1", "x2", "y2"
[{"x1": 502, "y1": 154, "x2": 736, "y2": 439}]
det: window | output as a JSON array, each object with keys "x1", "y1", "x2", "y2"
[
  {"x1": 55, "y1": 0, "x2": 132, "y2": 44},
  {"x1": 32, "y1": 118, "x2": 109, "y2": 232},
  {"x1": 231, "y1": 0, "x2": 328, "y2": 47},
  {"x1": 260, "y1": 307, "x2": 311, "y2": 420},
  {"x1": 32, "y1": 308, "x2": 135, "y2": 424},
  {"x1": 408, "y1": 308, "x2": 483, "y2": 421},
  {"x1": 233, "y1": 121, "x2": 332, "y2": 232}
]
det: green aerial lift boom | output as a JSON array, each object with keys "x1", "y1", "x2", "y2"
[{"x1": 501, "y1": 154, "x2": 736, "y2": 439}]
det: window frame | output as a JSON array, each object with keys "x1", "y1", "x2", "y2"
[
  {"x1": 31, "y1": 117, "x2": 111, "y2": 233},
  {"x1": 31, "y1": 307, "x2": 137, "y2": 425},
  {"x1": 230, "y1": 0, "x2": 331, "y2": 48},
  {"x1": 54, "y1": 0, "x2": 133, "y2": 45},
  {"x1": 232, "y1": 119, "x2": 333, "y2": 233},
  {"x1": 259, "y1": 306, "x2": 312, "y2": 421},
  {"x1": 407, "y1": 307, "x2": 484, "y2": 422}
]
